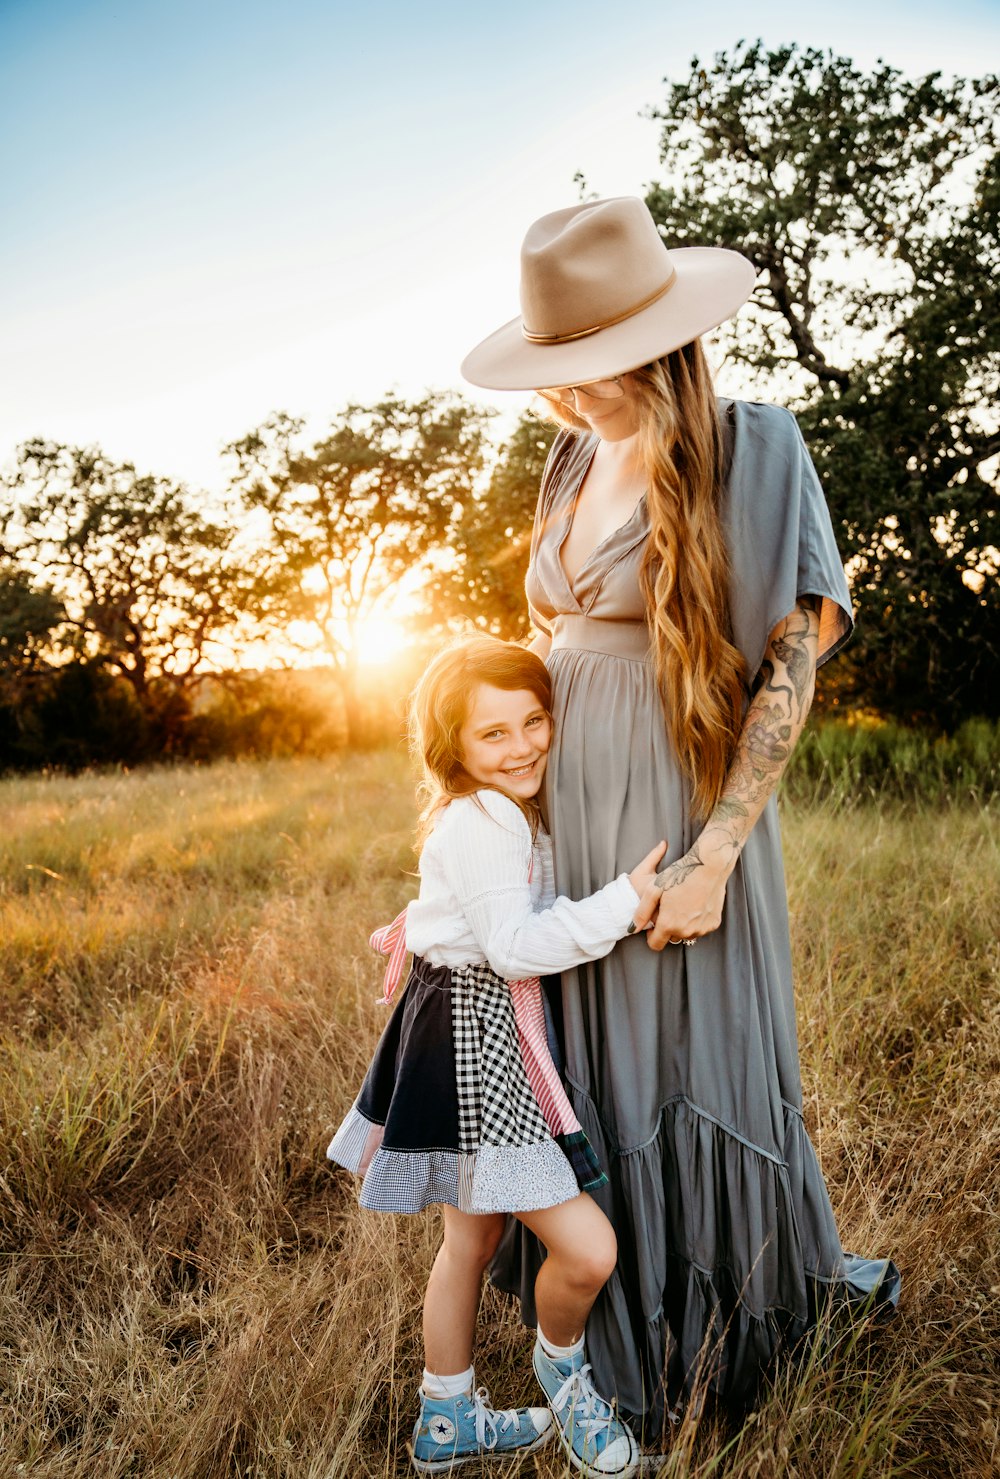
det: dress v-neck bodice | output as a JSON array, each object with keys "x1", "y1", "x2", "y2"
[
  {"x1": 556, "y1": 436, "x2": 650, "y2": 595},
  {"x1": 527, "y1": 405, "x2": 855, "y2": 677},
  {"x1": 528, "y1": 432, "x2": 650, "y2": 621}
]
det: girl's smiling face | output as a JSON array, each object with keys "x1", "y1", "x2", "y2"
[{"x1": 458, "y1": 683, "x2": 552, "y2": 799}]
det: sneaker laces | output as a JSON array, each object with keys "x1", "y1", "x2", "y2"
[
  {"x1": 470, "y1": 1387, "x2": 523, "y2": 1450},
  {"x1": 549, "y1": 1362, "x2": 619, "y2": 1442}
]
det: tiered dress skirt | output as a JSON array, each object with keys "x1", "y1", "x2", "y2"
[{"x1": 328, "y1": 956, "x2": 606, "y2": 1215}]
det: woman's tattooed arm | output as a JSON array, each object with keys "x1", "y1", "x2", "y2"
[{"x1": 654, "y1": 598, "x2": 822, "y2": 892}]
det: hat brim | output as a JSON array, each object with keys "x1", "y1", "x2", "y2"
[{"x1": 461, "y1": 247, "x2": 756, "y2": 391}]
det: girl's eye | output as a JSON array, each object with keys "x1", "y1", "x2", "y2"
[
  {"x1": 484, "y1": 730, "x2": 503, "y2": 740},
  {"x1": 526, "y1": 715, "x2": 544, "y2": 727}
]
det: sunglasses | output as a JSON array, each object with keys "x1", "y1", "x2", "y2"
[{"x1": 543, "y1": 376, "x2": 625, "y2": 407}]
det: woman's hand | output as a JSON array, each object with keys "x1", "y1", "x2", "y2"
[
  {"x1": 627, "y1": 840, "x2": 667, "y2": 934},
  {"x1": 646, "y1": 839, "x2": 731, "y2": 951}
]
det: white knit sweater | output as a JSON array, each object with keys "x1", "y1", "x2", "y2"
[{"x1": 405, "y1": 790, "x2": 639, "y2": 979}]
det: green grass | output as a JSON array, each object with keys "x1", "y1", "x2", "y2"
[
  {"x1": 0, "y1": 753, "x2": 998, "y2": 1477},
  {"x1": 783, "y1": 717, "x2": 1000, "y2": 807}
]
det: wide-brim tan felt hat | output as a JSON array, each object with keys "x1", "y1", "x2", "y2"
[{"x1": 461, "y1": 196, "x2": 756, "y2": 391}]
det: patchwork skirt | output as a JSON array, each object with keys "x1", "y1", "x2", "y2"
[{"x1": 327, "y1": 956, "x2": 607, "y2": 1215}]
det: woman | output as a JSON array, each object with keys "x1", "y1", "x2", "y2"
[{"x1": 460, "y1": 197, "x2": 898, "y2": 1433}]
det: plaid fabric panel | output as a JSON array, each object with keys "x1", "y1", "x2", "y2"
[
  {"x1": 451, "y1": 963, "x2": 550, "y2": 1153},
  {"x1": 556, "y1": 1130, "x2": 608, "y2": 1193},
  {"x1": 452, "y1": 964, "x2": 484, "y2": 1152}
]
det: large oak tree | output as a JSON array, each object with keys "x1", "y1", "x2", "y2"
[
  {"x1": 225, "y1": 392, "x2": 490, "y2": 744},
  {"x1": 2, "y1": 441, "x2": 256, "y2": 703},
  {"x1": 645, "y1": 43, "x2": 999, "y2": 725}
]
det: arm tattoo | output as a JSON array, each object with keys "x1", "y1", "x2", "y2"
[
  {"x1": 695, "y1": 600, "x2": 820, "y2": 871},
  {"x1": 655, "y1": 841, "x2": 704, "y2": 891}
]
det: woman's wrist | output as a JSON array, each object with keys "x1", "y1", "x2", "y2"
[{"x1": 694, "y1": 823, "x2": 743, "y2": 881}]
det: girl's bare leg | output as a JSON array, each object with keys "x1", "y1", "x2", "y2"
[
  {"x1": 515, "y1": 1193, "x2": 617, "y2": 1345},
  {"x1": 422, "y1": 1206, "x2": 507, "y2": 1375}
]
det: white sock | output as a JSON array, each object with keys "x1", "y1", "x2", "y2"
[
  {"x1": 422, "y1": 1366, "x2": 474, "y2": 1400},
  {"x1": 537, "y1": 1326, "x2": 585, "y2": 1362}
]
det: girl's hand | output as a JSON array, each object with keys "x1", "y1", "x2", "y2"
[
  {"x1": 646, "y1": 840, "x2": 730, "y2": 950},
  {"x1": 627, "y1": 840, "x2": 667, "y2": 934}
]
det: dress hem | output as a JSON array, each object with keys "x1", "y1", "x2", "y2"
[{"x1": 489, "y1": 1083, "x2": 900, "y2": 1420}]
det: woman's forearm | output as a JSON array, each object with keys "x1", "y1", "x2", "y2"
[
  {"x1": 656, "y1": 599, "x2": 821, "y2": 891},
  {"x1": 700, "y1": 598, "x2": 821, "y2": 871}
]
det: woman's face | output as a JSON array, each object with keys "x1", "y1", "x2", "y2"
[{"x1": 552, "y1": 375, "x2": 641, "y2": 441}]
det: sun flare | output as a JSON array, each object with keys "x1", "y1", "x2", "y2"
[{"x1": 353, "y1": 614, "x2": 412, "y2": 666}]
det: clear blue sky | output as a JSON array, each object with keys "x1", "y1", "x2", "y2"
[{"x1": 2, "y1": 0, "x2": 998, "y2": 491}]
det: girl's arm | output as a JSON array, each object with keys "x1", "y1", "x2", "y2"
[
  {"x1": 437, "y1": 792, "x2": 662, "y2": 978},
  {"x1": 646, "y1": 598, "x2": 821, "y2": 949}
]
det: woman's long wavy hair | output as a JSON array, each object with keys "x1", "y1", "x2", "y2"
[
  {"x1": 409, "y1": 635, "x2": 552, "y2": 850},
  {"x1": 539, "y1": 341, "x2": 746, "y2": 818}
]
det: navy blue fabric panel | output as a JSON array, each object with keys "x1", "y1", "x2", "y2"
[
  {"x1": 541, "y1": 973, "x2": 565, "y2": 1072},
  {"x1": 356, "y1": 957, "x2": 461, "y2": 1152}
]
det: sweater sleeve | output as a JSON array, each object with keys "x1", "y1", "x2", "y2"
[{"x1": 435, "y1": 792, "x2": 639, "y2": 978}]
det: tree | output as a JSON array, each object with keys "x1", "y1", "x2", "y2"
[
  {"x1": 2, "y1": 441, "x2": 259, "y2": 706},
  {"x1": 644, "y1": 43, "x2": 1000, "y2": 725},
  {"x1": 0, "y1": 559, "x2": 63, "y2": 681},
  {"x1": 428, "y1": 411, "x2": 558, "y2": 638},
  {"x1": 224, "y1": 392, "x2": 491, "y2": 745},
  {"x1": 0, "y1": 559, "x2": 65, "y2": 768}
]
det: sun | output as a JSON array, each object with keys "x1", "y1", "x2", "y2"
[{"x1": 353, "y1": 614, "x2": 413, "y2": 666}]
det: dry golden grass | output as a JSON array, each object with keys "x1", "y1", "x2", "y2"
[{"x1": 0, "y1": 754, "x2": 997, "y2": 1478}]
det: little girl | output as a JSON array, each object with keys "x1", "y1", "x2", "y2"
[{"x1": 328, "y1": 636, "x2": 664, "y2": 1477}]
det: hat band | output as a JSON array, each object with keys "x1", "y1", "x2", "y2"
[{"x1": 521, "y1": 274, "x2": 675, "y2": 345}]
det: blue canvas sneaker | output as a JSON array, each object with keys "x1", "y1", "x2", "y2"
[
  {"x1": 532, "y1": 1343, "x2": 638, "y2": 1476},
  {"x1": 409, "y1": 1384, "x2": 554, "y2": 1473}
]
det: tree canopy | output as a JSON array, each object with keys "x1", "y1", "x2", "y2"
[
  {"x1": 645, "y1": 42, "x2": 1000, "y2": 724},
  {"x1": 429, "y1": 411, "x2": 557, "y2": 639},
  {"x1": 224, "y1": 392, "x2": 491, "y2": 743},
  {"x1": 2, "y1": 441, "x2": 254, "y2": 700}
]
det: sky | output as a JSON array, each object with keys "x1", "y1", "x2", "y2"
[{"x1": 2, "y1": 0, "x2": 999, "y2": 496}]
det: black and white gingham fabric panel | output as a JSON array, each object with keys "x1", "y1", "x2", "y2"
[
  {"x1": 359, "y1": 1147, "x2": 462, "y2": 1213},
  {"x1": 451, "y1": 963, "x2": 550, "y2": 1152}
]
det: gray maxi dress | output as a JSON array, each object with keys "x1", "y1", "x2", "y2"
[{"x1": 492, "y1": 400, "x2": 899, "y2": 1427}]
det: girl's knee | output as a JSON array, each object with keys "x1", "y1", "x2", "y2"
[{"x1": 573, "y1": 1228, "x2": 617, "y2": 1291}]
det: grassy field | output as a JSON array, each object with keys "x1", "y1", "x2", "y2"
[{"x1": 0, "y1": 752, "x2": 997, "y2": 1478}]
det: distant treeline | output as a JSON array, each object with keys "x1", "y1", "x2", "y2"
[
  {"x1": 0, "y1": 656, "x2": 425, "y2": 772},
  {"x1": 2, "y1": 43, "x2": 997, "y2": 772},
  {"x1": 3, "y1": 653, "x2": 999, "y2": 805}
]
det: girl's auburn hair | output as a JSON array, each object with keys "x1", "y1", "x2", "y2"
[
  {"x1": 538, "y1": 340, "x2": 746, "y2": 818},
  {"x1": 409, "y1": 634, "x2": 552, "y2": 849}
]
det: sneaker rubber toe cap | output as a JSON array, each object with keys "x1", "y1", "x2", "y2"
[{"x1": 588, "y1": 1430, "x2": 638, "y2": 1475}]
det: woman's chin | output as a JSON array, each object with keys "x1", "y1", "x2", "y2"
[{"x1": 583, "y1": 407, "x2": 639, "y2": 441}]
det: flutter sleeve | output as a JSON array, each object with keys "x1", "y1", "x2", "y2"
[{"x1": 724, "y1": 401, "x2": 854, "y2": 685}]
